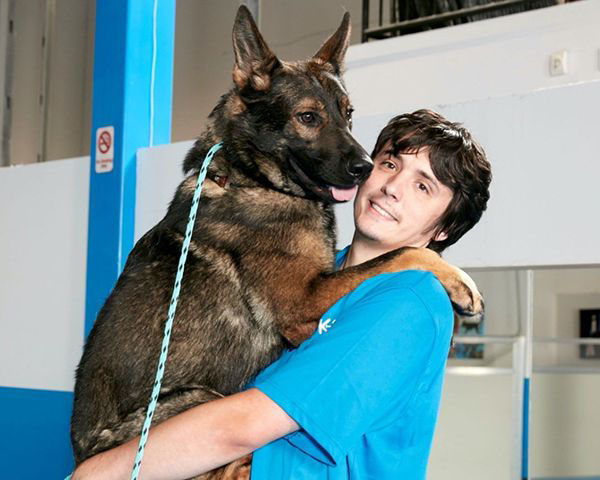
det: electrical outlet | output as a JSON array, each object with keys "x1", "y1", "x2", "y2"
[{"x1": 549, "y1": 50, "x2": 568, "y2": 76}]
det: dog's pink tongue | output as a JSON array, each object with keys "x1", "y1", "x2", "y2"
[{"x1": 330, "y1": 185, "x2": 358, "y2": 202}]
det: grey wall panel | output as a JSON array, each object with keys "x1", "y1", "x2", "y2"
[{"x1": 0, "y1": 157, "x2": 88, "y2": 391}]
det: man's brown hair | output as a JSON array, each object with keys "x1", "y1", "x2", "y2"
[{"x1": 372, "y1": 109, "x2": 492, "y2": 253}]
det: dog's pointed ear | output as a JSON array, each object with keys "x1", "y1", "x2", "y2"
[
  {"x1": 232, "y1": 5, "x2": 279, "y2": 91},
  {"x1": 313, "y1": 12, "x2": 351, "y2": 74}
]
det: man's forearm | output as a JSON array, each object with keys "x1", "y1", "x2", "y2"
[{"x1": 72, "y1": 388, "x2": 299, "y2": 480}]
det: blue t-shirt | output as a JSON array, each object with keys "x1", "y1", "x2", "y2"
[{"x1": 250, "y1": 247, "x2": 454, "y2": 479}]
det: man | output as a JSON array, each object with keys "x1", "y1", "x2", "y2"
[{"x1": 73, "y1": 109, "x2": 492, "y2": 479}]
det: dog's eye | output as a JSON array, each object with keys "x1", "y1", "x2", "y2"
[
  {"x1": 298, "y1": 112, "x2": 317, "y2": 125},
  {"x1": 346, "y1": 107, "x2": 354, "y2": 121}
]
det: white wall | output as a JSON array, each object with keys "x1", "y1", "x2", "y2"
[
  {"x1": 430, "y1": 373, "x2": 600, "y2": 479},
  {"x1": 430, "y1": 375, "x2": 514, "y2": 479},
  {"x1": 530, "y1": 373, "x2": 600, "y2": 477},
  {"x1": 0, "y1": 157, "x2": 88, "y2": 392}
]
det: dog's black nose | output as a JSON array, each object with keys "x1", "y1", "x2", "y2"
[{"x1": 347, "y1": 158, "x2": 373, "y2": 180}]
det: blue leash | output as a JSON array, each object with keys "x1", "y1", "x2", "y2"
[
  {"x1": 65, "y1": 143, "x2": 222, "y2": 480},
  {"x1": 130, "y1": 142, "x2": 222, "y2": 479}
]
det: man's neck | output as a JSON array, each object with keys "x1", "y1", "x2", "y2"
[
  {"x1": 343, "y1": 234, "x2": 429, "y2": 269},
  {"x1": 343, "y1": 235, "x2": 392, "y2": 269}
]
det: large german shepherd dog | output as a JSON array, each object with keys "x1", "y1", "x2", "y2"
[{"x1": 71, "y1": 6, "x2": 481, "y2": 478}]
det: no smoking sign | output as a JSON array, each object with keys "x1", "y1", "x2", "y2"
[{"x1": 95, "y1": 126, "x2": 114, "y2": 173}]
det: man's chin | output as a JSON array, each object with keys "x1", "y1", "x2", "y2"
[{"x1": 353, "y1": 225, "x2": 386, "y2": 245}]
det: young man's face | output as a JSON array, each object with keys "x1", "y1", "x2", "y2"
[{"x1": 353, "y1": 141, "x2": 453, "y2": 251}]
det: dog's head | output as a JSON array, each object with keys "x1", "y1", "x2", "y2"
[{"x1": 213, "y1": 6, "x2": 373, "y2": 203}]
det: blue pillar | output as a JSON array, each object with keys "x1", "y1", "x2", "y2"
[
  {"x1": 521, "y1": 377, "x2": 530, "y2": 480},
  {"x1": 85, "y1": 0, "x2": 175, "y2": 338}
]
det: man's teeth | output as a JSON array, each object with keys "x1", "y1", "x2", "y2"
[{"x1": 371, "y1": 202, "x2": 394, "y2": 220}]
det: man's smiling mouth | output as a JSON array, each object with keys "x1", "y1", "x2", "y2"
[{"x1": 369, "y1": 201, "x2": 397, "y2": 221}]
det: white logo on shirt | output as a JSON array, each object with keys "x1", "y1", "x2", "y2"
[{"x1": 318, "y1": 317, "x2": 336, "y2": 334}]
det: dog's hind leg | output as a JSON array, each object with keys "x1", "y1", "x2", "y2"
[
  {"x1": 84, "y1": 386, "x2": 223, "y2": 462},
  {"x1": 193, "y1": 454, "x2": 252, "y2": 480},
  {"x1": 217, "y1": 454, "x2": 252, "y2": 480},
  {"x1": 88, "y1": 385, "x2": 251, "y2": 480}
]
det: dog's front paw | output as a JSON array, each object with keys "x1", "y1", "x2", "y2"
[
  {"x1": 384, "y1": 247, "x2": 484, "y2": 321},
  {"x1": 442, "y1": 267, "x2": 484, "y2": 321}
]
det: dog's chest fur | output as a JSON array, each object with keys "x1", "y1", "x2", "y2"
[{"x1": 77, "y1": 161, "x2": 337, "y2": 411}]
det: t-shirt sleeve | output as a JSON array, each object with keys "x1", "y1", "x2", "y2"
[{"x1": 250, "y1": 274, "x2": 446, "y2": 466}]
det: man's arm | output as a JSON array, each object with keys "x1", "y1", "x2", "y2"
[{"x1": 72, "y1": 388, "x2": 299, "y2": 480}]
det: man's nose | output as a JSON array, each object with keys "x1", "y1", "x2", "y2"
[{"x1": 381, "y1": 176, "x2": 404, "y2": 201}]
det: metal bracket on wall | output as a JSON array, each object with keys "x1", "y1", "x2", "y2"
[
  {"x1": 361, "y1": 0, "x2": 563, "y2": 41},
  {"x1": 38, "y1": 0, "x2": 56, "y2": 163},
  {"x1": 0, "y1": 0, "x2": 16, "y2": 167}
]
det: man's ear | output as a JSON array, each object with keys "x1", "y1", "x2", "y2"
[
  {"x1": 232, "y1": 5, "x2": 280, "y2": 91},
  {"x1": 433, "y1": 231, "x2": 448, "y2": 242},
  {"x1": 312, "y1": 12, "x2": 351, "y2": 75}
]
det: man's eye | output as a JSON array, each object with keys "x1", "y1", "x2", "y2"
[
  {"x1": 298, "y1": 112, "x2": 317, "y2": 125},
  {"x1": 382, "y1": 161, "x2": 396, "y2": 170},
  {"x1": 418, "y1": 183, "x2": 429, "y2": 193}
]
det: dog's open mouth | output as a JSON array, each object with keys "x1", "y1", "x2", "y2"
[{"x1": 288, "y1": 156, "x2": 358, "y2": 203}]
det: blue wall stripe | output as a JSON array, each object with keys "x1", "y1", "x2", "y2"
[
  {"x1": 0, "y1": 386, "x2": 73, "y2": 478},
  {"x1": 84, "y1": 0, "x2": 175, "y2": 339}
]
